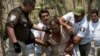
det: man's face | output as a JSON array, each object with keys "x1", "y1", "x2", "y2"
[
  {"x1": 41, "y1": 13, "x2": 50, "y2": 23},
  {"x1": 25, "y1": 4, "x2": 35, "y2": 13},
  {"x1": 50, "y1": 22, "x2": 60, "y2": 34},
  {"x1": 74, "y1": 15, "x2": 82, "y2": 23},
  {"x1": 91, "y1": 13, "x2": 98, "y2": 22}
]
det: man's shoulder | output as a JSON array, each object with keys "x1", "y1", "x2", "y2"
[
  {"x1": 64, "y1": 12, "x2": 73, "y2": 16},
  {"x1": 89, "y1": 20, "x2": 92, "y2": 24},
  {"x1": 9, "y1": 7, "x2": 22, "y2": 15},
  {"x1": 63, "y1": 12, "x2": 74, "y2": 21},
  {"x1": 98, "y1": 19, "x2": 100, "y2": 23},
  {"x1": 81, "y1": 16, "x2": 88, "y2": 24},
  {"x1": 79, "y1": 18, "x2": 88, "y2": 29}
]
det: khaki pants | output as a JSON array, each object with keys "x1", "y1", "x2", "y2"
[
  {"x1": 5, "y1": 38, "x2": 35, "y2": 56},
  {"x1": 89, "y1": 41, "x2": 100, "y2": 56}
]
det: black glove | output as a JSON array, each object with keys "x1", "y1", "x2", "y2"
[
  {"x1": 42, "y1": 27, "x2": 52, "y2": 34},
  {"x1": 13, "y1": 42, "x2": 21, "y2": 53}
]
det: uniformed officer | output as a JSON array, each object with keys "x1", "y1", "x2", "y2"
[
  {"x1": 59, "y1": 6, "x2": 92, "y2": 56},
  {"x1": 6, "y1": 0, "x2": 49, "y2": 56}
]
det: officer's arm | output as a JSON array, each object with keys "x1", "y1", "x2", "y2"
[
  {"x1": 59, "y1": 17, "x2": 73, "y2": 33},
  {"x1": 72, "y1": 27, "x2": 87, "y2": 46},
  {"x1": 6, "y1": 11, "x2": 20, "y2": 43},
  {"x1": 7, "y1": 26, "x2": 17, "y2": 43}
]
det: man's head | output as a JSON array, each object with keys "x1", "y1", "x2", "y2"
[
  {"x1": 90, "y1": 9, "x2": 98, "y2": 23},
  {"x1": 39, "y1": 9, "x2": 50, "y2": 24},
  {"x1": 49, "y1": 18, "x2": 60, "y2": 34},
  {"x1": 73, "y1": 6, "x2": 85, "y2": 22},
  {"x1": 22, "y1": 0, "x2": 36, "y2": 13}
]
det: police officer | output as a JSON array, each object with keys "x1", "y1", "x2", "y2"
[
  {"x1": 59, "y1": 6, "x2": 92, "y2": 56},
  {"x1": 6, "y1": 0, "x2": 49, "y2": 56}
]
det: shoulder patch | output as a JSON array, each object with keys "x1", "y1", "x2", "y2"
[
  {"x1": 10, "y1": 15, "x2": 16, "y2": 21},
  {"x1": 81, "y1": 27, "x2": 85, "y2": 32}
]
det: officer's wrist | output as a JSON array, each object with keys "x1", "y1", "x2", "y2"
[
  {"x1": 13, "y1": 42, "x2": 19, "y2": 44},
  {"x1": 12, "y1": 39, "x2": 18, "y2": 43}
]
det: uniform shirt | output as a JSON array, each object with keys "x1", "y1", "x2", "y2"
[
  {"x1": 63, "y1": 12, "x2": 92, "y2": 45},
  {"x1": 6, "y1": 7, "x2": 33, "y2": 43},
  {"x1": 89, "y1": 19, "x2": 100, "y2": 46}
]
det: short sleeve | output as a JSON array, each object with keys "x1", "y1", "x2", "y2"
[
  {"x1": 76, "y1": 20, "x2": 88, "y2": 37},
  {"x1": 77, "y1": 27, "x2": 86, "y2": 37},
  {"x1": 6, "y1": 10, "x2": 20, "y2": 27},
  {"x1": 33, "y1": 30, "x2": 41, "y2": 38},
  {"x1": 62, "y1": 12, "x2": 73, "y2": 22}
]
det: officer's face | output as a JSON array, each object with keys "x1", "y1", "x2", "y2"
[
  {"x1": 91, "y1": 13, "x2": 98, "y2": 22},
  {"x1": 41, "y1": 13, "x2": 50, "y2": 23},
  {"x1": 25, "y1": 4, "x2": 35, "y2": 13},
  {"x1": 74, "y1": 15, "x2": 82, "y2": 23}
]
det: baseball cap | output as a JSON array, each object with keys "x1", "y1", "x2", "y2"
[
  {"x1": 23, "y1": 0, "x2": 36, "y2": 8},
  {"x1": 73, "y1": 6, "x2": 85, "y2": 16}
]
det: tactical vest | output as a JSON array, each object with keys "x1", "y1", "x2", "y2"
[{"x1": 12, "y1": 7, "x2": 34, "y2": 44}]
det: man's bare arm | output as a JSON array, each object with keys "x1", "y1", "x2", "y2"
[
  {"x1": 59, "y1": 17, "x2": 73, "y2": 32},
  {"x1": 6, "y1": 26, "x2": 17, "y2": 43},
  {"x1": 73, "y1": 36, "x2": 82, "y2": 45}
]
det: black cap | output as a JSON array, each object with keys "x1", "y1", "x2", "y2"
[{"x1": 23, "y1": 0, "x2": 36, "y2": 7}]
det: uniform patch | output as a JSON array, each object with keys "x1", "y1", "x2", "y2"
[
  {"x1": 81, "y1": 27, "x2": 85, "y2": 32},
  {"x1": 10, "y1": 15, "x2": 16, "y2": 21}
]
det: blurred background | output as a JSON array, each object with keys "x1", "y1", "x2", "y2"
[{"x1": 0, "y1": 0, "x2": 100, "y2": 56}]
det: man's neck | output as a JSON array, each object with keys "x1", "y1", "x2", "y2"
[
  {"x1": 20, "y1": 5, "x2": 29, "y2": 14},
  {"x1": 42, "y1": 21, "x2": 49, "y2": 26},
  {"x1": 92, "y1": 19, "x2": 99, "y2": 23}
]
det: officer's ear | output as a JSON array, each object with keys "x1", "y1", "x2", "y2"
[{"x1": 23, "y1": 3, "x2": 27, "y2": 7}]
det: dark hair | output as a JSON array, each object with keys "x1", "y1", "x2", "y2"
[
  {"x1": 49, "y1": 18, "x2": 60, "y2": 26},
  {"x1": 23, "y1": 0, "x2": 36, "y2": 7},
  {"x1": 91, "y1": 9, "x2": 98, "y2": 16},
  {"x1": 23, "y1": 0, "x2": 36, "y2": 3},
  {"x1": 39, "y1": 9, "x2": 50, "y2": 19}
]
